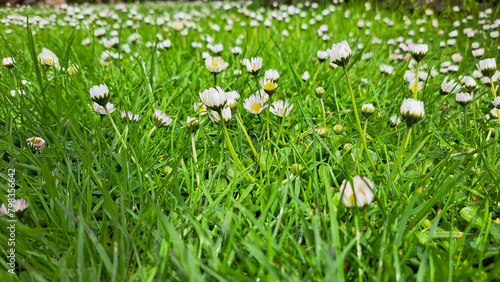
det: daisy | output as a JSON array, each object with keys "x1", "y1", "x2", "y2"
[
  {"x1": 243, "y1": 92, "x2": 268, "y2": 115},
  {"x1": 27, "y1": 137, "x2": 46, "y2": 150},
  {"x1": 270, "y1": 100, "x2": 293, "y2": 118}
]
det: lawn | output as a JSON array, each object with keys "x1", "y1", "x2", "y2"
[{"x1": 1, "y1": 1, "x2": 500, "y2": 281}]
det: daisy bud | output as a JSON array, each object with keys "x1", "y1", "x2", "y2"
[
  {"x1": 411, "y1": 44, "x2": 428, "y2": 62},
  {"x1": 315, "y1": 87, "x2": 325, "y2": 98},
  {"x1": 333, "y1": 124, "x2": 344, "y2": 135},
  {"x1": 38, "y1": 48, "x2": 60, "y2": 68},
  {"x1": 317, "y1": 50, "x2": 329, "y2": 62},
  {"x1": 153, "y1": 109, "x2": 172, "y2": 128},
  {"x1": 343, "y1": 143, "x2": 353, "y2": 151},
  {"x1": 3, "y1": 57, "x2": 15, "y2": 69},
  {"x1": 400, "y1": 98, "x2": 425, "y2": 126},
  {"x1": 379, "y1": 65, "x2": 393, "y2": 76},
  {"x1": 388, "y1": 115, "x2": 402, "y2": 127},
  {"x1": 90, "y1": 84, "x2": 110, "y2": 106},
  {"x1": 328, "y1": 40, "x2": 353, "y2": 67},
  {"x1": 339, "y1": 175, "x2": 375, "y2": 208},
  {"x1": 463, "y1": 76, "x2": 477, "y2": 92},
  {"x1": 93, "y1": 102, "x2": 115, "y2": 116},
  {"x1": 361, "y1": 103, "x2": 375, "y2": 119},
  {"x1": 317, "y1": 127, "x2": 329, "y2": 138},
  {"x1": 477, "y1": 58, "x2": 497, "y2": 78},
  {"x1": 472, "y1": 48, "x2": 484, "y2": 59},
  {"x1": 290, "y1": 163, "x2": 303, "y2": 175},
  {"x1": 492, "y1": 97, "x2": 500, "y2": 109},
  {"x1": 186, "y1": 116, "x2": 199, "y2": 131},
  {"x1": 121, "y1": 111, "x2": 141, "y2": 122},
  {"x1": 455, "y1": 92, "x2": 473, "y2": 107}
]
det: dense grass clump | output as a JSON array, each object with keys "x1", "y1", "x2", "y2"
[{"x1": 1, "y1": 1, "x2": 500, "y2": 281}]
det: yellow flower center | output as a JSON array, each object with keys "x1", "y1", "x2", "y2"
[
  {"x1": 212, "y1": 62, "x2": 218, "y2": 68},
  {"x1": 32, "y1": 138, "x2": 41, "y2": 145},
  {"x1": 252, "y1": 66, "x2": 256, "y2": 71},
  {"x1": 348, "y1": 194, "x2": 355, "y2": 204},
  {"x1": 251, "y1": 104, "x2": 262, "y2": 113},
  {"x1": 410, "y1": 83, "x2": 418, "y2": 93},
  {"x1": 264, "y1": 82, "x2": 276, "y2": 91},
  {"x1": 47, "y1": 58, "x2": 54, "y2": 65}
]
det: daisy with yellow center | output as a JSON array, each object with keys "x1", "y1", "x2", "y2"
[
  {"x1": 339, "y1": 175, "x2": 374, "y2": 208},
  {"x1": 205, "y1": 57, "x2": 228, "y2": 74},
  {"x1": 243, "y1": 91, "x2": 268, "y2": 115},
  {"x1": 27, "y1": 137, "x2": 46, "y2": 150}
]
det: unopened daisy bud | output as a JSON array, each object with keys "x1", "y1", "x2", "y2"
[
  {"x1": 472, "y1": 48, "x2": 484, "y2": 59},
  {"x1": 186, "y1": 116, "x2": 199, "y2": 131},
  {"x1": 153, "y1": 109, "x2": 172, "y2": 128},
  {"x1": 3, "y1": 57, "x2": 15, "y2": 69},
  {"x1": 328, "y1": 40, "x2": 353, "y2": 67},
  {"x1": 411, "y1": 44, "x2": 428, "y2": 62},
  {"x1": 400, "y1": 98, "x2": 425, "y2": 126},
  {"x1": 388, "y1": 115, "x2": 401, "y2": 127},
  {"x1": 290, "y1": 163, "x2": 303, "y2": 175},
  {"x1": 27, "y1": 137, "x2": 46, "y2": 150},
  {"x1": 90, "y1": 84, "x2": 110, "y2": 106},
  {"x1": 209, "y1": 106, "x2": 232, "y2": 124},
  {"x1": 455, "y1": 92, "x2": 473, "y2": 107},
  {"x1": 343, "y1": 143, "x2": 352, "y2": 151},
  {"x1": 440, "y1": 77, "x2": 461, "y2": 95},
  {"x1": 315, "y1": 87, "x2": 325, "y2": 98},
  {"x1": 477, "y1": 58, "x2": 497, "y2": 78},
  {"x1": 463, "y1": 76, "x2": 477, "y2": 92},
  {"x1": 226, "y1": 98, "x2": 239, "y2": 113},
  {"x1": 492, "y1": 97, "x2": 500, "y2": 109},
  {"x1": 121, "y1": 111, "x2": 141, "y2": 122},
  {"x1": 264, "y1": 69, "x2": 280, "y2": 83},
  {"x1": 379, "y1": 65, "x2": 393, "y2": 76},
  {"x1": 317, "y1": 50, "x2": 329, "y2": 62},
  {"x1": 317, "y1": 127, "x2": 329, "y2": 138},
  {"x1": 361, "y1": 103, "x2": 375, "y2": 118},
  {"x1": 482, "y1": 77, "x2": 492, "y2": 87},
  {"x1": 333, "y1": 124, "x2": 344, "y2": 135},
  {"x1": 490, "y1": 108, "x2": 499, "y2": 118},
  {"x1": 301, "y1": 71, "x2": 310, "y2": 81}
]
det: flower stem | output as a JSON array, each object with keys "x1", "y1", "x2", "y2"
[
  {"x1": 214, "y1": 73, "x2": 217, "y2": 87},
  {"x1": 414, "y1": 61, "x2": 420, "y2": 100},
  {"x1": 320, "y1": 98, "x2": 327, "y2": 127},
  {"x1": 236, "y1": 112, "x2": 259, "y2": 160},
  {"x1": 191, "y1": 132, "x2": 201, "y2": 188},
  {"x1": 145, "y1": 125, "x2": 157, "y2": 150},
  {"x1": 490, "y1": 79, "x2": 500, "y2": 126},
  {"x1": 387, "y1": 126, "x2": 412, "y2": 194},
  {"x1": 222, "y1": 119, "x2": 257, "y2": 183},
  {"x1": 106, "y1": 109, "x2": 128, "y2": 150},
  {"x1": 463, "y1": 106, "x2": 468, "y2": 138},
  {"x1": 343, "y1": 66, "x2": 375, "y2": 169},
  {"x1": 355, "y1": 213, "x2": 363, "y2": 282}
]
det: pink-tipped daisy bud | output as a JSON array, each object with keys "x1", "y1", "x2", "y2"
[
  {"x1": 472, "y1": 48, "x2": 484, "y2": 59},
  {"x1": 492, "y1": 97, "x2": 500, "y2": 109},
  {"x1": 400, "y1": 98, "x2": 425, "y2": 126},
  {"x1": 153, "y1": 109, "x2": 172, "y2": 128},
  {"x1": 380, "y1": 65, "x2": 393, "y2": 76},
  {"x1": 455, "y1": 92, "x2": 473, "y2": 107},
  {"x1": 199, "y1": 86, "x2": 227, "y2": 111}
]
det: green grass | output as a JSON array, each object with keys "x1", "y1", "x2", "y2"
[{"x1": 1, "y1": 1, "x2": 500, "y2": 281}]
